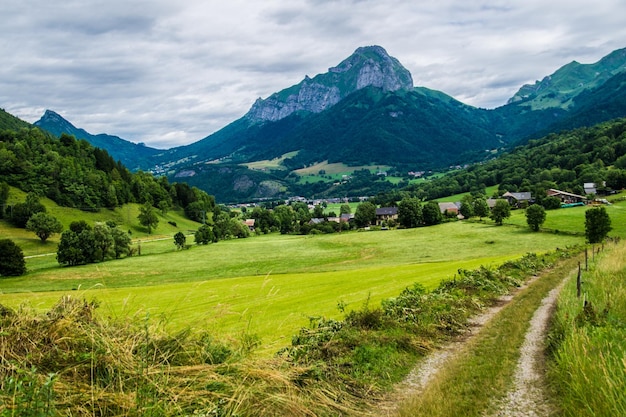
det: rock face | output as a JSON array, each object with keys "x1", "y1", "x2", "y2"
[{"x1": 246, "y1": 45, "x2": 413, "y2": 122}]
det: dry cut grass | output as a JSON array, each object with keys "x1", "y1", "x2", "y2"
[{"x1": 0, "y1": 296, "x2": 360, "y2": 417}]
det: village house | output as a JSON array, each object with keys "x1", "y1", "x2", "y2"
[
  {"x1": 375, "y1": 207, "x2": 398, "y2": 226},
  {"x1": 243, "y1": 219, "x2": 255, "y2": 232},
  {"x1": 438, "y1": 202, "x2": 459, "y2": 215},
  {"x1": 501, "y1": 191, "x2": 532, "y2": 207}
]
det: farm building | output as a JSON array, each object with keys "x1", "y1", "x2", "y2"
[
  {"x1": 547, "y1": 189, "x2": 587, "y2": 204},
  {"x1": 376, "y1": 207, "x2": 398, "y2": 225},
  {"x1": 438, "y1": 202, "x2": 460, "y2": 215},
  {"x1": 502, "y1": 191, "x2": 532, "y2": 207}
]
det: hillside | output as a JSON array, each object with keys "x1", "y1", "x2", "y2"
[
  {"x1": 0, "y1": 123, "x2": 218, "y2": 233},
  {"x1": 397, "y1": 117, "x2": 626, "y2": 202},
  {"x1": 0, "y1": 108, "x2": 33, "y2": 131}
]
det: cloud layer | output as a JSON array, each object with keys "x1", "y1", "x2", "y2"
[{"x1": 1, "y1": 0, "x2": 625, "y2": 148}]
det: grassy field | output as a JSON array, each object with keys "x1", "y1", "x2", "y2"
[
  {"x1": 0, "y1": 219, "x2": 583, "y2": 354},
  {"x1": 505, "y1": 198, "x2": 626, "y2": 237},
  {"x1": 244, "y1": 151, "x2": 298, "y2": 171},
  {"x1": 548, "y1": 240, "x2": 626, "y2": 415},
  {"x1": 7, "y1": 189, "x2": 625, "y2": 356}
]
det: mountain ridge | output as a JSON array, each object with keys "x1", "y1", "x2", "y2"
[
  {"x1": 507, "y1": 47, "x2": 626, "y2": 109},
  {"x1": 34, "y1": 110, "x2": 161, "y2": 170},
  {"x1": 30, "y1": 45, "x2": 626, "y2": 202}
]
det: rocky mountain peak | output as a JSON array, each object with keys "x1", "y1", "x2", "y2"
[{"x1": 245, "y1": 45, "x2": 413, "y2": 123}]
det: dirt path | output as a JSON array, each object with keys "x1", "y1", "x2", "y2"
[
  {"x1": 486, "y1": 278, "x2": 567, "y2": 417},
  {"x1": 371, "y1": 293, "x2": 516, "y2": 417},
  {"x1": 371, "y1": 273, "x2": 568, "y2": 417}
]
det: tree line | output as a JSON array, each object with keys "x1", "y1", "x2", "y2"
[{"x1": 0, "y1": 128, "x2": 216, "y2": 219}]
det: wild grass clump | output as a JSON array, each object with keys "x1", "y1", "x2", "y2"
[
  {"x1": 548, "y1": 241, "x2": 626, "y2": 416},
  {"x1": 0, "y1": 296, "x2": 352, "y2": 416}
]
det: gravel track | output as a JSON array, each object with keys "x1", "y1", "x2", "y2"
[
  {"x1": 487, "y1": 278, "x2": 567, "y2": 417},
  {"x1": 371, "y1": 273, "x2": 568, "y2": 417}
]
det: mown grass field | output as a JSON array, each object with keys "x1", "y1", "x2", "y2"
[{"x1": 1, "y1": 218, "x2": 583, "y2": 354}]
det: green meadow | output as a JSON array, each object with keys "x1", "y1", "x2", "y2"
[{"x1": 0, "y1": 219, "x2": 583, "y2": 354}]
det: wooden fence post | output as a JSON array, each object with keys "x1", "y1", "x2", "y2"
[{"x1": 577, "y1": 262, "x2": 582, "y2": 299}]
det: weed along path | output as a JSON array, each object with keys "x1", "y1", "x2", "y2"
[{"x1": 380, "y1": 256, "x2": 581, "y2": 417}]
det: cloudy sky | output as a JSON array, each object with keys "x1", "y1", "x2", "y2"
[{"x1": 2, "y1": 1, "x2": 625, "y2": 149}]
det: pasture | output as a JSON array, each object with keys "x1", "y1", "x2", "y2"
[{"x1": 0, "y1": 221, "x2": 583, "y2": 354}]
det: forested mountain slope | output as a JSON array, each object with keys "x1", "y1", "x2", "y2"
[{"x1": 398, "y1": 117, "x2": 626, "y2": 201}]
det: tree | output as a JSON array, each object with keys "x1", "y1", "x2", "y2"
[
  {"x1": 459, "y1": 195, "x2": 474, "y2": 219},
  {"x1": 585, "y1": 206, "x2": 612, "y2": 243},
  {"x1": 397, "y1": 198, "x2": 422, "y2": 228},
  {"x1": 111, "y1": 227, "x2": 131, "y2": 258},
  {"x1": 56, "y1": 230, "x2": 83, "y2": 266},
  {"x1": 93, "y1": 222, "x2": 114, "y2": 261},
  {"x1": 0, "y1": 182, "x2": 9, "y2": 219},
  {"x1": 194, "y1": 224, "x2": 215, "y2": 245},
  {"x1": 273, "y1": 205, "x2": 296, "y2": 234},
  {"x1": 57, "y1": 221, "x2": 97, "y2": 266},
  {"x1": 340, "y1": 204, "x2": 352, "y2": 215},
  {"x1": 542, "y1": 196, "x2": 562, "y2": 210},
  {"x1": 26, "y1": 212, "x2": 63, "y2": 243},
  {"x1": 422, "y1": 201, "x2": 443, "y2": 226},
  {"x1": 138, "y1": 202, "x2": 159, "y2": 234},
  {"x1": 354, "y1": 202, "x2": 377, "y2": 228},
  {"x1": 473, "y1": 197, "x2": 490, "y2": 219},
  {"x1": 9, "y1": 193, "x2": 46, "y2": 228},
  {"x1": 174, "y1": 231, "x2": 186, "y2": 250},
  {"x1": 158, "y1": 199, "x2": 171, "y2": 216},
  {"x1": 490, "y1": 199, "x2": 511, "y2": 226},
  {"x1": 525, "y1": 204, "x2": 546, "y2": 232},
  {"x1": 312, "y1": 204, "x2": 325, "y2": 218},
  {"x1": 0, "y1": 239, "x2": 26, "y2": 276}
]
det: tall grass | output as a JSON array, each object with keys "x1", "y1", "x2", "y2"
[{"x1": 547, "y1": 240, "x2": 626, "y2": 416}]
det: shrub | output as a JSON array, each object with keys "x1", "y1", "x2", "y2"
[{"x1": 0, "y1": 239, "x2": 26, "y2": 276}]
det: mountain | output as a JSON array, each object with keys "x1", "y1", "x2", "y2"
[
  {"x1": 31, "y1": 45, "x2": 626, "y2": 202},
  {"x1": 246, "y1": 45, "x2": 413, "y2": 123},
  {"x1": 507, "y1": 47, "x2": 626, "y2": 109},
  {"x1": 34, "y1": 110, "x2": 160, "y2": 170},
  {"x1": 155, "y1": 46, "x2": 500, "y2": 169}
]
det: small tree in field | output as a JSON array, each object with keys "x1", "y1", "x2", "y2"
[
  {"x1": 174, "y1": 232, "x2": 186, "y2": 250},
  {"x1": 26, "y1": 212, "x2": 63, "y2": 243},
  {"x1": 490, "y1": 199, "x2": 511, "y2": 226},
  {"x1": 525, "y1": 204, "x2": 546, "y2": 232},
  {"x1": 138, "y1": 202, "x2": 159, "y2": 234},
  {"x1": 585, "y1": 206, "x2": 612, "y2": 243},
  {"x1": 0, "y1": 239, "x2": 26, "y2": 276},
  {"x1": 473, "y1": 198, "x2": 490, "y2": 219}
]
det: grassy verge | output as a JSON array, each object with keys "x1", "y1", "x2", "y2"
[
  {"x1": 396, "y1": 250, "x2": 581, "y2": 416},
  {"x1": 547, "y1": 240, "x2": 626, "y2": 416}
]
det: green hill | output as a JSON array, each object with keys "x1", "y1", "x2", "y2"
[{"x1": 0, "y1": 108, "x2": 33, "y2": 131}]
